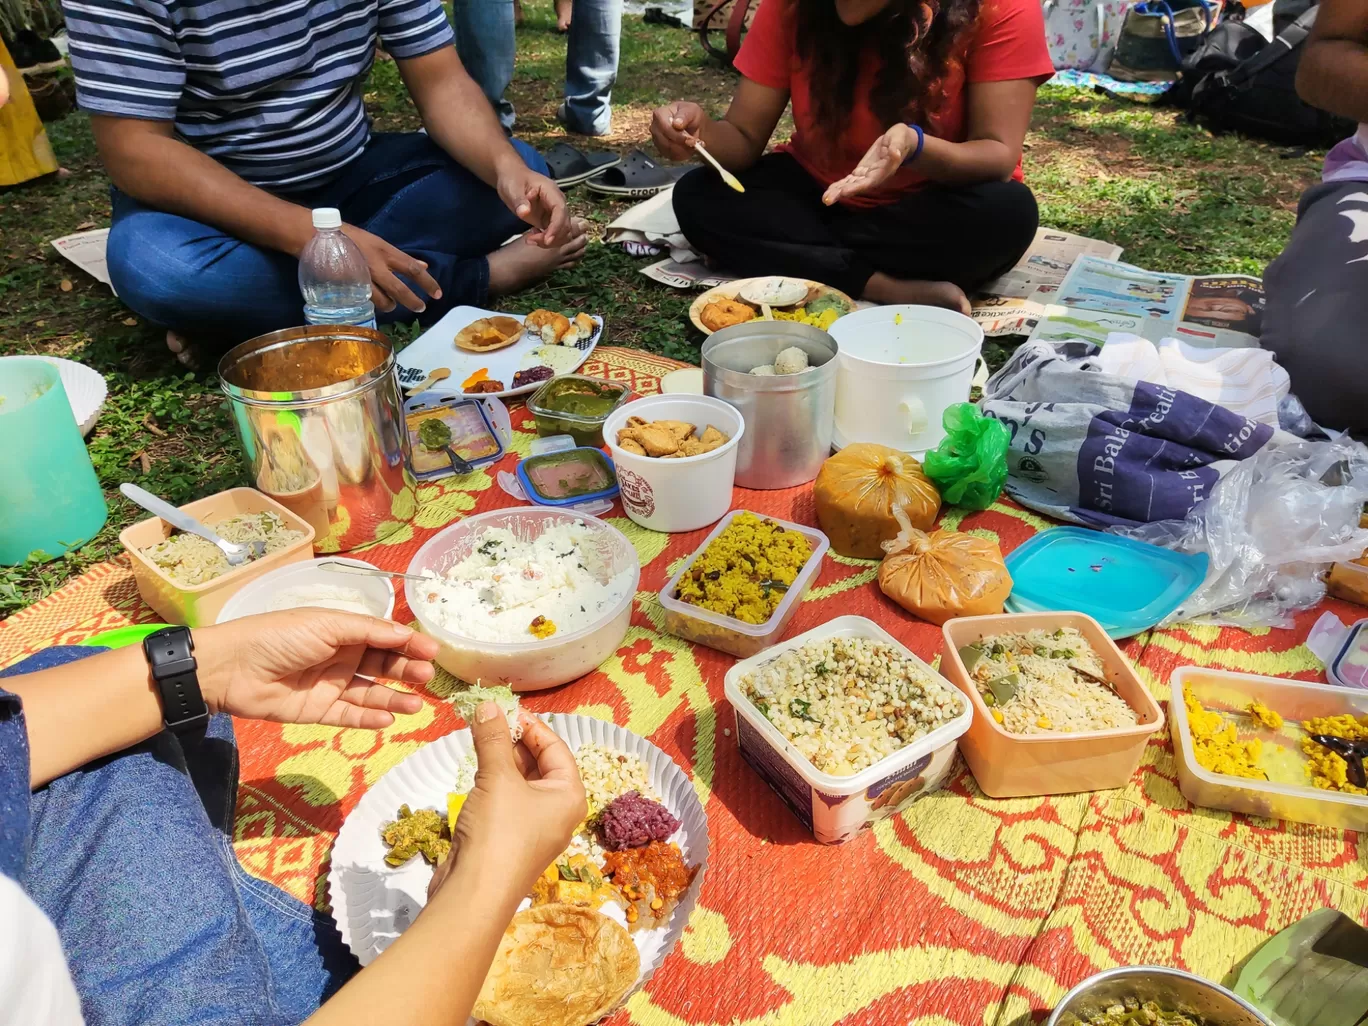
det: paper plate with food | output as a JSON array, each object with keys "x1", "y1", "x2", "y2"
[
  {"x1": 689, "y1": 276, "x2": 856, "y2": 335},
  {"x1": 328, "y1": 696, "x2": 709, "y2": 1022},
  {"x1": 395, "y1": 305, "x2": 605, "y2": 400}
]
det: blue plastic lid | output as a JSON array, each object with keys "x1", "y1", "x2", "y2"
[
  {"x1": 515, "y1": 447, "x2": 619, "y2": 507},
  {"x1": 1004, "y1": 527, "x2": 1208, "y2": 639}
]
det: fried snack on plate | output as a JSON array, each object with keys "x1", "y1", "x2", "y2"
[
  {"x1": 700, "y1": 297, "x2": 756, "y2": 332},
  {"x1": 562, "y1": 312, "x2": 598, "y2": 345},
  {"x1": 473, "y1": 904, "x2": 639, "y2": 1026},
  {"x1": 455, "y1": 316, "x2": 524, "y2": 353},
  {"x1": 524, "y1": 309, "x2": 572, "y2": 345}
]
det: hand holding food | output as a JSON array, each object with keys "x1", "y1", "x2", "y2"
[{"x1": 651, "y1": 101, "x2": 707, "y2": 161}]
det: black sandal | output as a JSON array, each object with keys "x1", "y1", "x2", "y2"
[
  {"x1": 583, "y1": 149, "x2": 690, "y2": 198},
  {"x1": 543, "y1": 143, "x2": 622, "y2": 188}
]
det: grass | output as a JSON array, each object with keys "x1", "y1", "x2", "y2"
[{"x1": 0, "y1": 1, "x2": 1324, "y2": 613}]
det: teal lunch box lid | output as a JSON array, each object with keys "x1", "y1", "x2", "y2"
[
  {"x1": 1004, "y1": 526, "x2": 1208, "y2": 639},
  {"x1": 515, "y1": 447, "x2": 619, "y2": 507}
]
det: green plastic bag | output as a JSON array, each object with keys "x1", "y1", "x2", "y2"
[{"x1": 922, "y1": 403, "x2": 1009, "y2": 511}]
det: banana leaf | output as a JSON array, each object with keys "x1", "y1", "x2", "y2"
[{"x1": 1235, "y1": 909, "x2": 1368, "y2": 1026}]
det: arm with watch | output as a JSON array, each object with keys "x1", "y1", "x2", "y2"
[{"x1": 820, "y1": 78, "x2": 1042, "y2": 206}]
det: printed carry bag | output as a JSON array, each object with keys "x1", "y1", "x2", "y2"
[
  {"x1": 695, "y1": 0, "x2": 758, "y2": 63},
  {"x1": 1043, "y1": 0, "x2": 1131, "y2": 71},
  {"x1": 979, "y1": 340, "x2": 1274, "y2": 529}
]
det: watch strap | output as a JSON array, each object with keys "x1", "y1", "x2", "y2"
[{"x1": 143, "y1": 627, "x2": 210, "y2": 734}]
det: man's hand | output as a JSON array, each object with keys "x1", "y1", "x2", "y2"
[
  {"x1": 340, "y1": 224, "x2": 443, "y2": 315},
  {"x1": 495, "y1": 160, "x2": 571, "y2": 248},
  {"x1": 196, "y1": 610, "x2": 439, "y2": 728},
  {"x1": 651, "y1": 101, "x2": 708, "y2": 161},
  {"x1": 822, "y1": 124, "x2": 918, "y2": 206}
]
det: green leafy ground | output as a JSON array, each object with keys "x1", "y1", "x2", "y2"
[{"x1": 0, "y1": 2, "x2": 1322, "y2": 612}]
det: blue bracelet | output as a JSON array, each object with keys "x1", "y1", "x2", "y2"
[{"x1": 902, "y1": 124, "x2": 925, "y2": 165}]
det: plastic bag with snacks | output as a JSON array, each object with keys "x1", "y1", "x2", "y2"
[
  {"x1": 922, "y1": 403, "x2": 1010, "y2": 511},
  {"x1": 814, "y1": 443, "x2": 942, "y2": 559},
  {"x1": 877, "y1": 505, "x2": 1013, "y2": 625}
]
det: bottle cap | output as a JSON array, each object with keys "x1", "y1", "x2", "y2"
[{"x1": 311, "y1": 207, "x2": 343, "y2": 230}]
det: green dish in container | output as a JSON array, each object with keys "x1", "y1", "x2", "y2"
[{"x1": 527, "y1": 374, "x2": 632, "y2": 448}]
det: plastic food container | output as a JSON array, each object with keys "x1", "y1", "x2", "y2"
[
  {"x1": 939, "y1": 612, "x2": 1164, "y2": 798},
  {"x1": 1170, "y1": 666, "x2": 1368, "y2": 831},
  {"x1": 603, "y1": 394, "x2": 744, "y2": 533},
  {"x1": 405, "y1": 508, "x2": 639, "y2": 691},
  {"x1": 724, "y1": 616, "x2": 974, "y2": 844},
  {"x1": 215, "y1": 557, "x2": 395, "y2": 623},
  {"x1": 120, "y1": 487, "x2": 316, "y2": 627},
  {"x1": 1326, "y1": 559, "x2": 1368, "y2": 608},
  {"x1": 658, "y1": 511, "x2": 829, "y2": 658},
  {"x1": 515, "y1": 447, "x2": 619, "y2": 507},
  {"x1": 527, "y1": 374, "x2": 633, "y2": 448},
  {"x1": 1328, "y1": 620, "x2": 1368, "y2": 689}
]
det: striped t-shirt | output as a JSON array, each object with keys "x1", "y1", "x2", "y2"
[{"x1": 63, "y1": 0, "x2": 454, "y2": 190}]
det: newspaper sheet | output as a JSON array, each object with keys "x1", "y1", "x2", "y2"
[
  {"x1": 1028, "y1": 256, "x2": 1263, "y2": 348},
  {"x1": 640, "y1": 258, "x2": 738, "y2": 290},
  {"x1": 50, "y1": 228, "x2": 115, "y2": 292},
  {"x1": 970, "y1": 229, "x2": 1124, "y2": 336}
]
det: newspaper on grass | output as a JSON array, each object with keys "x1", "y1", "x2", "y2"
[
  {"x1": 970, "y1": 228, "x2": 1123, "y2": 336},
  {"x1": 1027, "y1": 255, "x2": 1264, "y2": 349},
  {"x1": 50, "y1": 228, "x2": 115, "y2": 293}
]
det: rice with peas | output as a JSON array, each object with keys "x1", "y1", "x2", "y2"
[
  {"x1": 963, "y1": 627, "x2": 1137, "y2": 735},
  {"x1": 140, "y1": 511, "x2": 302, "y2": 586},
  {"x1": 739, "y1": 636, "x2": 963, "y2": 776}
]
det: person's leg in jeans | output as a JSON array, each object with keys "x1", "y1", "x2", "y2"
[
  {"x1": 453, "y1": 0, "x2": 517, "y2": 131},
  {"x1": 1262, "y1": 179, "x2": 1368, "y2": 434},
  {"x1": 561, "y1": 0, "x2": 621, "y2": 136},
  {"x1": 336, "y1": 134, "x2": 586, "y2": 327},
  {"x1": 106, "y1": 191, "x2": 307, "y2": 349},
  {"x1": 4, "y1": 646, "x2": 355, "y2": 1026}
]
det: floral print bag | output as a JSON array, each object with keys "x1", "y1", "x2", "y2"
[{"x1": 1043, "y1": 0, "x2": 1132, "y2": 71}]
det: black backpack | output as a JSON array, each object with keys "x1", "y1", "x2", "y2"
[{"x1": 1175, "y1": 0, "x2": 1355, "y2": 146}]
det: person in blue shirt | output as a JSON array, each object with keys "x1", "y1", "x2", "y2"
[
  {"x1": 0, "y1": 609, "x2": 586, "y2": 1025},
  {"x1": 63, "y1": 0, "x2": 588, "y2": 362}
]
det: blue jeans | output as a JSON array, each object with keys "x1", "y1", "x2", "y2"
[
  {"x1": 0, "y1": 647, "x2": 357, "y2": 1026},
  {"x1": 454, "y1": 0, "x2": 620, "y2": 136},
  {"x1": 107, "y1": 132, "x2": 547, "y2": 347}
]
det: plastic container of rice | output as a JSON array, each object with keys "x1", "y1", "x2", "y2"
[
  {"x1": 119, "y1": 487, "x2": 316, "y2": 627},
  {"x1": 658, "y1": 510, "x2": 829, "y2": 658},
  {"x1": 939, "y1": 612, "x2": 1164, "y2": 799},
  {"x1": 724, "y1": 615, "x2": 973, "y2": 844}
]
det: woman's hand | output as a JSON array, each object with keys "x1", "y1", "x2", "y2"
[
  {"x1": 494, "y1": 159, "x2": 572, "y2": 247},
  {"x1": 428, "y1": 707, "x2": 586, "y2": 904},
  {"x1": 651, "y1": 101, "x2": 707, "y2": 161},
  {"x1": 822, "y1": 124, "x2": 920, "y2": 206},
  {"x1": 195, "y1": 610, "x2": 439, "y2": 728},
  {"x1": 339, "y1": 224, "x2": 444, "y2": 315}
]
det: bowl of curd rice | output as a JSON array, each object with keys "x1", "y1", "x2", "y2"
[{"x1": 215, "y1": 557, "x2": 395, "y2": 623}]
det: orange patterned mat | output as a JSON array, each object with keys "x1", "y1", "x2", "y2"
[{"x1": 3, "y1": 344, "x2": 1366, "y2": 1026}]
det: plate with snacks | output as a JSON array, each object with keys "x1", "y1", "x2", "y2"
[
  {"x1": 689, "y1": 276, "x2": 856, "y2": 335},
  {"x1": 328, "y1": 698, "x2": 709, "y2": 1012},
  {"x1": 396, "y1": 305, "x2": 605, "y2": 400}
]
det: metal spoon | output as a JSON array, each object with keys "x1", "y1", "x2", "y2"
[
  {"x1": 119, "y1": 483, "x2": 264, "y2": 566},
  {"x1": 318, "y1": 560, "x2": 432, "y2": 585}
]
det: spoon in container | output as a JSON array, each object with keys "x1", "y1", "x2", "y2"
[
  {"x1": 318, "y1": 560, "x2": 432, "y2": 585},
  {"x1": 119, "y1": 483, "x2": 264, "y2": 567}
]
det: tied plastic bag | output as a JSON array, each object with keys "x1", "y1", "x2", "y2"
[
  {"x1": 877, "y1": 505, "x2": 1013, "y2": 625},
  {"x1": 922, "y1": 403, "x2": 1010, "y2": 511}
]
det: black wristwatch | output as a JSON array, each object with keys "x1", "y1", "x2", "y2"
[{"x1": 143, "y1": 626, "x2": 210, "y2": 734}]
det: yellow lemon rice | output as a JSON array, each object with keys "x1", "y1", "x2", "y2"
[
  {"x1": 1247, "y1": 700, "x2": 1283, "y2": 730},
  {"x1": 674, "y1": 512, "x2": 813, "y2": 625},
  {"x1": 1184, "y1": 686, "x2": 1268, "y2": 780},
  {"x1": 773, "y1": 307, "x2": 840, "y2": 330},
  {"x1": 1300, "y1": 713, "x2": 1368, "y2": 795}
]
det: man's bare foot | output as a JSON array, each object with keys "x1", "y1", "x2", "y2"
[
  {"x1": 863, "y1": 273, "x2": 971, "y2": 315},
  {"x1": 555, "y1": 0, "x2": 572, "y2": 31},
  {"x1": 487, "y1": 218, "x2": 589, "y2": 297},
  {"x1": 165, "y1": 330, "x2": 198, "y2": 368}
]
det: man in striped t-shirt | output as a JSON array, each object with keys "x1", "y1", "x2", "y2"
[{"x1": 64, "y1": 0, "x2": 587, "y2": 355}]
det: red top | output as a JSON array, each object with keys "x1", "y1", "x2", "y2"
[{"x1": 734, "y1": 0, "x2": 1054, "y2": 207}]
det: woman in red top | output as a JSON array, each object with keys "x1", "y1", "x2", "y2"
[{"x1": 654, "y1": 0, "x2": 1054, "y2": 311}]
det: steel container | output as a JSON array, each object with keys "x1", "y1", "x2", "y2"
[
  {"x1": 701, "y1": 322, "x2": 838, "y2": 490},
  {"x1": 1047, "y1": 966, "x2": 1273, "y2": 1026},
  {"x1": 219, "y1": 326, "x2": 415, "y2": 553}
]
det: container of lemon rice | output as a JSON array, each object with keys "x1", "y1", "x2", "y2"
[
  {"x1": 724, "y1": 615, "x2": 972, "y2": 844},
  {"x1": 1170, "y1": 666, "x2": 1368, "y2": 832},
  {"x1": 659, "y1": 510, "x2": 829, "y2": 658}
]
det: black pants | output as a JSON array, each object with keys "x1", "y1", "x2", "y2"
[
  {"x1": 1263, "y1": 179, "x2": 1368, "y2": 434},
  {"x1": 671, "y1": 152, "x2": 1040, "y2": 298}
]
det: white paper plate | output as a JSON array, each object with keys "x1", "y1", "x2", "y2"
[
  {"x1": 0, "y1": 356, "x2": 107, "y2": 436},
  {"x1": 328, "y1": 713, "x2": 709, "y2": 999},
  {"x1": 395, "y1": 306, "x2": 604, "y2": 400}
]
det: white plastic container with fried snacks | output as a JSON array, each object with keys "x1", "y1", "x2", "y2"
[{"x1": 723, "y1": 615, "x2": 973, "y2": 844}]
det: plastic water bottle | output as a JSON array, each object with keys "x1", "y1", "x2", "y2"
[{"x1": 298, "y1": 207, "x2": 377, "y2": 328}]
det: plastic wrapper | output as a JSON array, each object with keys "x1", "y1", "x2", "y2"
[
  {"x1": 922, "y1": 403, "x2": 1010, "y2": 510},
  {"x1": 1114, "y1": 438, "x2": 1368, "y2": 628},
  {"x1": 877, "y1": 505, "x2": 1013, "y2": 625},
  {"x1": 814, "y1": 443, "x2": 942, "y2": 559}
]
